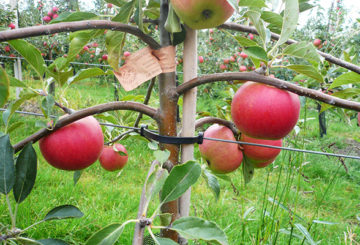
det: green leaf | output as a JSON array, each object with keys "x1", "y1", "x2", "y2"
[
  {"x1": 226, "y1": 0, "x2": 239, "y2": 12},
  {"x1": 329, "y1": 72, "x2": 360, "y2": 89},
  {"x1": 261, "y1": 11, "x2": 283, "y2": 28},
  {"x1": 43, "y1": 205, "x2": 84, "y2": 221},
  {"x1": 165, "y1": 3, "x2": 182, "y2": 33},
  {"x1": 272, "y1": 0, "x2": 299, "y2": 50},
  {"x1": 245, "y1": 11, "x2": 267, "y2": 45},
  {"x1": 156, "y1": 213, "x2": 172, "y2": 227},
  {"x1": 107, "y1": 0, "x2": 135, "y2": 69},
  {"x1": 234, "y1": 35, "x2": 259, "y2": 47},
  {"x1": 153, "y1": 150, "x2": 170, "y2": 164},
  {"x1": 203, "y1": 169, "x2": 220, "y2": 200},
  {"x1": 2, "y1": 91, "x2": 38, "y2": 129},
  {"x1": 7, "y1": 121, "x2": 24, "y2": 134},
  {"x1": 73, "y1": 170, "x2": 82, "y2": 186},
  {"x1": 154, "y1": 237, "x2": 178, "y2": 245},
  {"x1": 0, "y1": 67, "x2": 10, "y2": 107},
  {"x1": 283, "y1": 41, "x2": 322, "y2": 63},
  {"x1": 13, "y1": 143, "x2": 37, "y2": 203},
  {"x1": 148, "y1": 141, "x2": 158, "y2": 150},
  {"x1": 68, "y1": 68, "x2": 105, "y2": 85},
  {"x1": 286, "y1": 65, "x2": 323, "y2": 82},
  {"x1": 85, "y1": 223, "x2": 124, "y2": 245},
  {"x1": 294, "y1": 223, "x2": 316, "y2": 245},
  {"x1": 299, "y1": 0, "x2": 314, "y2": 12},
  {"x1": 106, "y1": 0, "x2": 127, "y2": 7},
  {"x1": 47, "y1": 58, "x2": 74, "y2": 86},
  {"x1": 9, "y1": 76, "x2": 27, "y2": 87},
  {"x1": 37, "y1": 239, "x2": 69, "y2": 245},
  {"x1": 9, "y1": 39, "x2": 45, "y2": 78},
  {"x1": 170, "y1": 216, "x2": 229, "y2": 245},
  {"x1": 134, "y1": 0, "x2": 144, "y2": 32},
  {"x1": 239, "y1": 0, "x2": 267, "y2": 8},
  {"x1": 0, "y1": 135, "x2": 15, "y2": 195},
  {"x1": 243, "y1": 46, "x2": 268, "y2": 62},
  {"x1": 160, "y1": 161, "x2": 201, "y2": 203},
  {"x1": 67, "y1": 30, "x2": 102, "y2": 66},
  {"x1": 50, "y1": 12, "x2": 98, "y2": 24},
  {"x1": 41, "y1": 94, "x2": 55, "y2": 119},
  {"x1": 145, "y1": 166, "x2": 168, "y2": 205},
  {"x1": 242, "y1": 158, "x2": 254, "y2": 185}
]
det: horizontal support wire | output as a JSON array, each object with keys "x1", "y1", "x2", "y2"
[{"x1": 2, "y1": 108, "x2": 359, "y2": 160}]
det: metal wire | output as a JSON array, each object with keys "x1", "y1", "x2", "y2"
[{"x1": 2, "y1": 108, "x2": 360, "y2": 160}]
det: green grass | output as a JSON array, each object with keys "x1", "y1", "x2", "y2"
[{"x1": 1, "y1": 78, "x2": 360, "y2": 244}]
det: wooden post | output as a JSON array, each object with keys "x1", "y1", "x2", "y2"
[
  {"x1": 178, "y1": 27, "x2": 197, "y2": 224},
  {"x1": 9, "y1": 0, "x2": 23, "y2": 99}
]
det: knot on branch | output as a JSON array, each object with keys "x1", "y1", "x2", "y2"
[{"x1": 139, "y1": 218, "x2": 152, "y2": 228}]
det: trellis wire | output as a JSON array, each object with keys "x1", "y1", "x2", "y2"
[{"x1": 2, "y1": 108, "x2": 360, "y2": 161}]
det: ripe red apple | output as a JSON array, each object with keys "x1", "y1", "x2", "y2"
[
  {"x1": 313, "y1": 39, "x2": 322, "y2": 47},
  {"x1": 248, "y1": 33, "x2": 254, "y2": 40},
  {"x1": 124, "y1": 51, "x2": 131, "y2": 57},
  {"x1": 9, "y1": 54, "x2": 16, "y2": 58},
  {"x1": 47, "y1": 11, "x2": 54, "y2": 17},
  {"x1": 209, "y1": 29, "x2": 214, "y2": 34},
  {"x1": 241, "y1": 134, "x2": 282, "y2": 168},
  {"x1": 90, "y1": 54, "x2": 94, "y2": 58},
  {"x1": 99, "y1": 144, "x2": 128, "y2": 171},
  {"x1": 107, "y1": 3, "x2": 113, "y2": 8},
  {"x1": 83, "y1": 46, "x2": 89, "y2": 51},
  {"x1": 39, "y1": 116, "x2": 104, "y2": 171},
  {"x1": 199, "y1": 124, "x2": 243, "y2": 173},
  {"x1": 220, "y1": 64, "x2": 227, "y2": 70},
  {"x1": 4, "y1": 46, "x2": 10, "y2": 53},
  {"x1": 231, "y1": 82, "x2": 300, "y2": 140},
  {"x1": 52, "y1": 14, "x2": 59, "y2": 19},
  {"x1": 239, "y1": 65, "x2": 247, "y2": 72},
  {"x1": 8, "y1": 23, "x2": 16, "y2": 29},
  {"x1": 198, "y1": 56, "x2": 204, "y2": 63},
  {"x1": 223, "y1": 58, "x2": 229, "y2": 64},
  {"x1": 240, "y1": 52, "x2": 248, "y2": 59},
  {"x1": 92, "y1": 42, "x2": 99, "y2": 47},
  {"x1": 170, "y1": 0, "x2": 235, "y2": 30},
  {"x1": 102, "y1": 54, "x2": 108, "y2": 60},
  {"x1": 52, "y1": 6, "x2": 59, "y2": 12},
  {"x1": 230, "y1": 56, "x2": 235, "y2": 62},
  {"x1": 43, "y1": 16, "x2": 51, "y2": 23}
]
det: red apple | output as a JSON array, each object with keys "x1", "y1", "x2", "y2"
[
  {"x1": 39, "y1": 116, "x2": 104, "y2": 171},
  {"x1": 313, "y1": 39, "x2": 322, "y2": 47},
  {"x1": 209, "y1": 29, "x2": 214, "y2": 34},
  {"x1": 43, "y1": 16, "x2": 51, "y2": 23},
  {"x1": 240, "y1": 52, "x2": 248, "y2": 59},
  {"x1": 9, "y1": 54, "x2": 16, "y2": 58},
  {"x1": 199, "y1": 124, "x2": 243, "y2": 173},
  {"x1": 4, "y1": 46, "x2": 10, "y2": 53},
  {"x1": 198, "y1": 55, "x2": 204, "y2": 63},
  {"x1": 223, "y1": 58, "x2": 229, "y2": 64},
  {"x1": 241, "y1": 134, "x2": 282, "y2": 168},
  {"x1": 107, "y1": 3, "x2": 113, "y2": 8},
  {"x1": 123, "y1": 51, "x2": 131, "y2": 57},
  {"x1": 220, "y1": 64, "x2": 227, "y2": 70},
  {"x1": 92, "y1": 42, "x2": 99, "y2": 48},
  {"x1": 52, "y1": 6, "x2": 59, "y2": 12},
  {"x1": 83, "y1": 46, "x2": 89, "y2": 51},
  {"x1": 99, "y1": 144, "x2": 128, "y2": 171},
  {"x1": 102, "y1": 54, "x2": 108, "y2": 60},
  {"x1": 248, "y1": 33, "x2": 254, "y2": 40},
  {"x1": 8, "y1": 23, "x2": 16, "y2": 29},
  {"x1": 52, "y1": 14, "x2": 59, "y2": 19},
  {"x1": 230, "y1": 56, "x2": 235, "y2": 62},
  {"x1": 47, "y1": 11, "x2": 54, "y2": 18},
  {"x1": 239, "y1": 65, "x2": 247, "y2": 72},
  {"x1": 231, "y1": 82, "x2": 300, "y2": 140},
  {"x1": 170, "y1": 0, "x2": 235, "y2": 30}
]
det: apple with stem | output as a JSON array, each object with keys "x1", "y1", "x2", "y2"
[
  {"x1": 170, "y1": 0, "x2": 236, "y2": 30},
  {"x1": 99, "y1": 144, "x2": 128, "y2": 171}
]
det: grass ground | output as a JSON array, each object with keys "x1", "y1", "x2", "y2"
[{"x1": 1, "y1": 77, "x2": 360, "y2": 244}]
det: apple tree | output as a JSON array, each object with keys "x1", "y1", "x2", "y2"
[{"x1": 1, "y1": 0, "x2": 360, "y2": 244}]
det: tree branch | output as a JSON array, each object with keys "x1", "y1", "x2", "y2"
[
  {"x1": 14, "y1": 101, "x2": 159, "y2": 153},
  {"x1": 175, "y1": 72, "x2": 360, "y2": 112},
  {"x1": 195, "y1": 117, "x2": 239, "y2": 136},
  {"x1": 220, "y1": 22, "x2": 360, "y2": 75},
  {"x1": 0, "y1": 20, "x2": 161, "y2": 50}
]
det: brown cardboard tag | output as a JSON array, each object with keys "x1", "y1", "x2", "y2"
[
  {"x1": 114, "y1": 46, "x2": 176, "y2": 91},
  {"x1": 115, "y1": 47, "x2": 162, "y2": 91},
  {"x1": 153, "y1": 46, "x2": 176, "y2": 73}
]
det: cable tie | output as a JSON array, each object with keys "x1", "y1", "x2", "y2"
[{"x1": 197, "y1": 132, "x2": 204, "y2": 144}]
